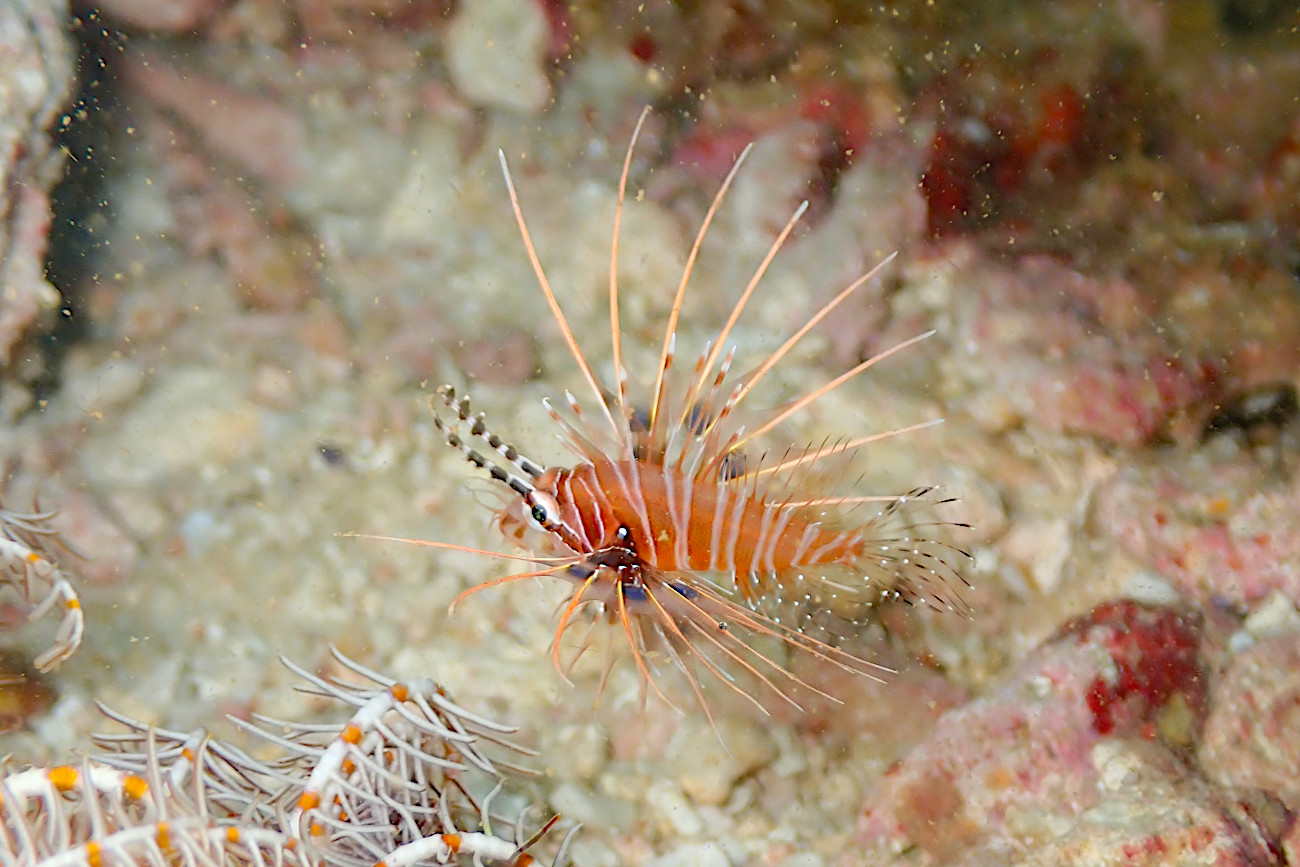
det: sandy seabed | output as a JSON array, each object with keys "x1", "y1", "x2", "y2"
[{"x1": 4, "y1": 1, "x2": 1300, "y2": 864}]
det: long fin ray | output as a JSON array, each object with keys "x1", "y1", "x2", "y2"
[
  {"x1": 675, "y1": 200, "x2": 810, "y2": 442},
  {"x1": 647, "y1": 144, "x2": 755, "y2": 450},
  {"x1": 498, "y1": 149, "x2": 620, "y2": 440},
  {"x1": 607, "y1": 107, "x2": 652, "y2": 458},
  {"x1": 728, "y1": 330, "x2": 936, "y2": 455},
  {"x1": 713, "y1": 252, "x2": 899, "y2": 427}
]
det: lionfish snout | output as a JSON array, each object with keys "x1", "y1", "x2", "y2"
[{"x1": 496, "y1": 496, "x2": 572, "y2": 556}]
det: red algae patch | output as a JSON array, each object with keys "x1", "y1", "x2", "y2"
[
  {"x1": 944, "y1": 252, "x2": 1219, "y2": 447},
  {"x1": 1064, "y1": 600, "x2": 1205, "y2": 737}
]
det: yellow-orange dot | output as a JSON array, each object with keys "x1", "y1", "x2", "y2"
[
  {"x1": 86, "y1": 840, "x2": 102, "y2": 867},
  {"x1": 156, "y1": 821, "x2": 171, "y2": 850},
  {"x1": 516, "y1": 855, "x2": 535, "y2": 867},
  {"x1": 389, "y1": 683, "x2": 410, "y2": 702},
  {"x1": 48, "y1": 766, "x2": 78, "y2": 791},
  {"x1": 24, "y1": 552, "x2": 41, "y2": 563},
  {"x1": 181, "y1": 748, "x2": 196, "y2": 762},
  {"x1": 341, "y1": 758, "x2": 356, "y2": 776},
  {"x1": 65, "y1": 597, "x2": 81, "y2": 610},
  {"x1": 123, "y1": 775, "x2": 149, "y2": 800},
  {"x1": 310, "y1": 821, "x2": 325, "y2": 837},
  {"x1": 444, "y1": 833, "x2": 461, "y2": 853},
  {"x1": 298, "y1": 791, "x2": 321, "y2": 810},
  {"x1": 374, "y1": 861, "x2": 389, "y2": 867},
  {"x1": 341, "y1": 723, "x2": 363, "y2": 745},
  {"x1": 226, "y1": 828, "x2": 241, "y2": 844}
]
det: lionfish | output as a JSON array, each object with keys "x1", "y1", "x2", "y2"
[{"x1": 373, "y1": 109, "x2": 970, "y2": 716}]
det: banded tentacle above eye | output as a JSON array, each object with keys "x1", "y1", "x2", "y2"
[
  {"x1": 436, "y1": 386, "x2": 544, "y2": 480},
  {"x1": 432, "y1": 389, "x2": 538, "y2": 501}
]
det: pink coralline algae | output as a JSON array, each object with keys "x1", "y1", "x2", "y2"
[
  {"x1": 851, "y1": 600, "x2": 1208, "y2": 861},
  {"x1": 1199, "y1": 630, "x2": 1300, "y2": 810},
  {"x1": 0, "y1": 0, "x2": 72, "y2": 379},
  {"x1": 947, "y1": 253, "x2": 1219, "y2": 447},
  {"x1": 1013, "y1": 739, "x2": 1281, "y2": 867},
  {"x1": 1098, "y1": 456, "x2": 1300, "y2": 609}
]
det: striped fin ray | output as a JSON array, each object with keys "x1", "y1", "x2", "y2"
[
  {"x1": 604, "y1": 107, "x2": 652, "y2": 462},
  {"x1": 674, "y1": 200, "x2": 811, "y2": 442},
  {"x1": 647, "y1": 144, "x2": 756, "y2": 451},
  {"x1": 542, "y1": 395, "x2": 617, "y2": 467},
  {"x1": 700, "y1": 252, "x2": 900, "y2": 437},
  {"x1": 733, "y1": 485, "x2": 974, "y2": 639}
]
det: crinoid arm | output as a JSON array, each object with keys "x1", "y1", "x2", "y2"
[
  {"x1": 0, "y1": 507, "x2": 84, "y2": 671},
  {"x1": 1, "y1": 733, "x2": 310, "y2": 867},
  {"x1": 76, "y1": 651, "x2": 575, "y2": 867}
]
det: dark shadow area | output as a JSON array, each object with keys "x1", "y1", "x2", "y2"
[{"x1": 35, "y1": 11, "x2": 126, "y2": 405}]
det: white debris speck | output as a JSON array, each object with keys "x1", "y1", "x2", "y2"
[
  {"x1": 646, "y1": 779, "x2": 705, "y2": 838},
  {"x1": 1243, "y1": 590, "x2": 1300, "y2": 639},
  {"x1": 446, "y1": 0, "x2": 550, "y2": 115},
  {"x1": 1092, "y1": 739, "x2": 1142, "y2": 792},
  {"x1": 549, "y1": 781, "x2": 636, "y2": 832},
  {"x1": 80, "y1": 365, "x2": 264, "y2": 487},
  {"x1": 378, "y1": 124, "x2": 463, "y2": 246},
  {"x1": 1122, "y1": 569, "x2": 1183, "y2": 607},
  {"x1": 779, "y1": 855, "x2": 826, "y2": 867},
  {"x1": 646, "y1": 841, "x2": 734, "y2": 867}
]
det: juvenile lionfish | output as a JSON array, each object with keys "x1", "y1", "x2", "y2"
[{"x1": 376, "y1": 109, "x2": 970, "y2": 715}]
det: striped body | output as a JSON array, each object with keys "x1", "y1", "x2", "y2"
[{"x1": 540, "y1": 462, "x2": 858, "y2": 582}]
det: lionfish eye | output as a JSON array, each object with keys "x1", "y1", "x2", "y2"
[{"x1": 527, "y1": 491, "x2": 562, "y2": 529}]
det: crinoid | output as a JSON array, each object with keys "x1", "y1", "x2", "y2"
[{"x1": 1, "y1": 650, "x2": 572, "y2": 867}]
